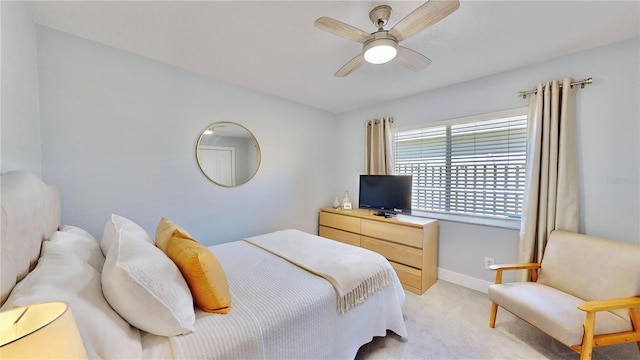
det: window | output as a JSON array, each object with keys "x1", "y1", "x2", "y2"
[{"x1": 393, "y1": 109, "x2": 528, "y2": 228}]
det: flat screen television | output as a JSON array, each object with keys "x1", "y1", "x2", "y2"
[{"x1": 359, "y1": 175, "x2": 412, "y2": 216}]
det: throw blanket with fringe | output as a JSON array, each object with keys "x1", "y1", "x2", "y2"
[{"x1": 244, "y1": 229, "x2": 395, "y2": 314}]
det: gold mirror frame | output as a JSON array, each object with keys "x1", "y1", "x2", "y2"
[{"x1": 196, "y1": 122, "x2": 261, "y2": 187}]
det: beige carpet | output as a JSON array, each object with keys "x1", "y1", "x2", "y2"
[{"x1": 356, "y1": 280, "x2": 638, "y2": 360}]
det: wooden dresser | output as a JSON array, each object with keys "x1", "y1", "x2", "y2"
[{"x1": 318, "y1": 208, "x2": 438, "y2": 295}]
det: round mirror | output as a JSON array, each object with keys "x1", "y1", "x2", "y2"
[{"x1": 196, "y1": 122, "x2": 261, "y2": 187}]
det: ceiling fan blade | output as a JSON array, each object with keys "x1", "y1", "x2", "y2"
[
  {"x1": 314, "y1": 17, "x2": 372, "y2": 43},
  {"x1": 389, "y1": 0, "x2": 460, "y2": 42},
  {"x1": 334, "y1": 54, "x2": 365, "y2": 77},
  {"x1": 395, "y1": 46, "x2": 432, "y2": 72}
]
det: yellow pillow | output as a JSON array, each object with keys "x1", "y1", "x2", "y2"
[
  {"x1": 166, "y1": 229, "x2": 232, "y2": 314},
  {"x1": 155, "y1": 217, "x2": 191, "y2": 253}
]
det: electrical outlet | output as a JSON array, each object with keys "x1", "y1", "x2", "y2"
[{"x1": 484, "y1": 257, "x2": 495, "y2": 270}]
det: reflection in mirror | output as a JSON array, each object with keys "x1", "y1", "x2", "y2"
[{"x1": 196, "y1": 122, "x2": 261, "y2": 187}]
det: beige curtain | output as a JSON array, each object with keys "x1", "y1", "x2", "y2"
[
  {"x1": 365, "y1": 117, "x2": 394, "y2": 175},
  {"x1": 517, "y1": 78, "x2": 579, "y2": 281}
]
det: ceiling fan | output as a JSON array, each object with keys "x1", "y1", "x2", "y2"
[{"x1": 314, "y1": 0, "x2": 460, "y2": 77}]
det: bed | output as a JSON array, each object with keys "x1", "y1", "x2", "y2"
[{"x1": 0, "y1": 171, "x2": 407, "y2": 359}]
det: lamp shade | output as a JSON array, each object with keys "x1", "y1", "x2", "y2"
[{"x1": 0, "y1": 301, "x2": 87, "y2": 359}]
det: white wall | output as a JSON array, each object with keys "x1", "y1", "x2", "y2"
[
  {"x1": 7, "y1": 14, "x2": 638, "y2": 288},
  {"x1": 336, "y1": 38, "x2": 640, "y2": 284},
  {"x1": 1, "y1": 1, "x2": 42, "y2": 176},
  {"x1": 37, "y1": 26, "x2": 338, "y2": 244}
]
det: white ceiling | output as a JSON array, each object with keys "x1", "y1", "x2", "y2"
[{"x1": 26, "y1": 1, "x2": 640, "y2": 114}]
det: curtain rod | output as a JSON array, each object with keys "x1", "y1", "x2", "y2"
[
  {"x1": 367, "y1": 118, "x2": 394, "y2": 124},
  {"x1": 518, "y1": 77, "x2": 592, "y2": 98}
]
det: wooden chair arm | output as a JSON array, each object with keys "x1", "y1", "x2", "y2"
[
  {"x1": 489, "y1": 263, "x2": 541, "y2": 284},
  {"x1": 489, "y1": 263, "x2": 541, "y2": 271},
  {"x1": 577, "y1": 296, "x2": 640, "y2": 313},
  {"x1": 577, "y1": 296, "x2": 640, "y2": 358}
]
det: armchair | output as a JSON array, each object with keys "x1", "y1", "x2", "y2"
[{"x1": 488, "y1": 230, "x2": 640, "y2": 360}]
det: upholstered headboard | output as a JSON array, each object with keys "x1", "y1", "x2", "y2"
[{"x1": 1, "y1": 171, "x2": 60, "y2": 304}]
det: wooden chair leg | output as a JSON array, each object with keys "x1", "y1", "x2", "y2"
[
  {"x1": 580, "y1": 312, "x2": 595, "y2": 360},
  {"x1": 630, "y1": 307, "x2": 640, "y2": 354},
  {"x1": 489, "y1": 302, "x2": 498, "y2": 328}
]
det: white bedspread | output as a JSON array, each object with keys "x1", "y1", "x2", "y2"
[
  {"x1": 141, "y1": 240, "x2": 407, "y2": 360},
  {"x1": 244, "y1": 229, "x2": 395, "y2": 314}
]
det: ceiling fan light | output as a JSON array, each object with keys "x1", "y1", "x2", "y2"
[{"x1": 363, "y1": 38, "x2": 398, "y2": 64}]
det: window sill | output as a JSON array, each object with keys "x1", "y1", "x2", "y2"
[{"x1": 410, "y1": 210, "x2": 521, "y2": 230}]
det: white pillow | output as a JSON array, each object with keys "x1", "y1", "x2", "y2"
[
  {"x1": 101, "y1": 229, "x2": 195, "y2": 336},
  {"x1": 101, "y1": 214, "x2": 153, "y2": 256},
  {"x1": 49, "y1": 230, "x2": 105, "y2": 272},
  {"x1": 2, "y1": 241, "x2": 142, "y2": 359},
  {"x1": 60, "y1": 224, "x2": 97, "y2": 241}
]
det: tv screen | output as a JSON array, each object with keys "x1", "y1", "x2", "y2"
[{"x1": 359, "y1": 175, "x2": 412, "y2": 216}]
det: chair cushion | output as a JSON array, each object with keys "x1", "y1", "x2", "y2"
[
  {"x1": 489, "y1": 282, "x2": 632, "y2": 347},
  {"x1": 537, "y1": 230, "x2": 640, "y2": 319}
]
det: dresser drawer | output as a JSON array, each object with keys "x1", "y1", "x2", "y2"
[
  {"x1": 390, "y1": 261, "x2": 422, "y2": 291},
  {"x1": 361, "y1": 219, "x2": 423, "y2": 248},
  {"x1": 319, "y1": 226, "x2": 361, "y2": 247},
  {"x1": 319, "y1": 208, "x2": 438, "y2": 295},
  {"x1": 319, "y1": 211, "x2": 361, "y2": 233},
  {"x1": 361, "y1": 236, "x2": 422, "y2": 269}
]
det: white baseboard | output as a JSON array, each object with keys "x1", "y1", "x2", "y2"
[{"x1": 437, "y1": 268, "x2": 493, "y2": 294}]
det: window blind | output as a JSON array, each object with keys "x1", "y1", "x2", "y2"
[{"x1": 394, "y1": 114, "x2": 527, "y2": 221}]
